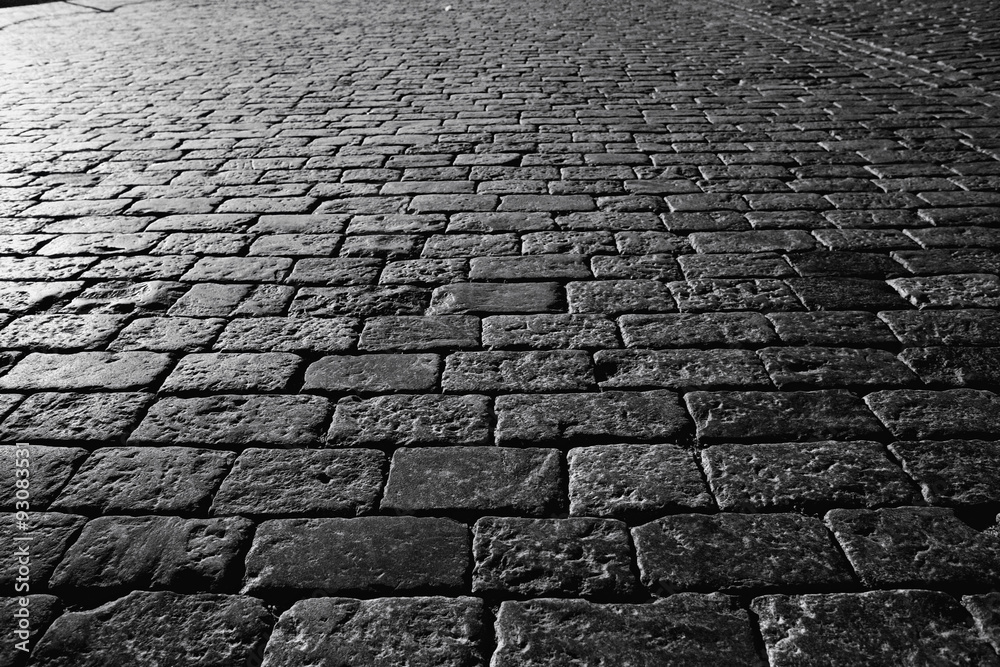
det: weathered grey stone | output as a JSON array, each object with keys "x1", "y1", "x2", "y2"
[
  {"x1": 758, "y1": 346, "x2": 917, "y2": 389},
  {"x1": 0, "y1": 595, "x2": 60, "y2": 667},
  {"x1": 0, "y1": 392, "x2": 153, "y2": 443},
  {"x1": 290, "y1": 285, "x2": 428, "y2": 317},
  {"x1": 261, "y1": 596, "x2": 484, "y2": 667},
  {"x1": 670, "y1": 279, "x2": 802, "y2": 312},
  {"x1": 427, "y1": 282, "x2": 563, "y2": 315},
  {"x1": 788, "y1": 277, "x2": 908, "y2": 311},
  {"x1": 381, "y1": 447, "x2": 562, "y2": 516},
  {"x1": 243, "y1": 517, "x2": 469, "y2": 596},
  {"x1": 492, "y1": 595, "x2": 759, "y2": 667},
  {"x1": 212, "y1": 317, "x2": 358, "y2": 352},
  {"x1": 51, "y1": 447, "x2": 233, "y2": 514},
  {"x1": 596, "y1": 349, "x2": 770, "y2": 390},
  {"x1": 29, "y1": 591, "x2": 272, "y2": 667},
  {"x1": 678, "y1": 252, "x2": 795, "y2": 279},
  {"x1": 633, "y1": 513, "x2": 852, "y2": 593},
  {"x1": 963, "y1": 593, "x2": 1000, "y2": 655},
  {"x1": 879, "y1": 309, "x2": 1000, "y2": 346},
  {"x1": 470, "y1": 255, "x2": 591, "y2": 280},
  {"x1": 890, "y1": 439, "x2": 1000, "y2": 506},
  {"x1": 442, "y1": 351, "x2": 594, "y2": 392},
  {"x1": 0, "y1": 315, "x2": 126, "y2": 350},
  {"x1": 899, "y1": 347, "x2": 1000, "y2": 387},
  {"x1": 481, "y1": 314, "x2": 618, "y2": 349},
  {"x1": 619, "y1": 312, "x2": 777, "y2": 348},
  {"x1": 864, "y1": 389, "x2": 1000, "y2": 439},
  {"x1": 0, "y1": 513, "x2": 85, "y2": 588},
  {"x1": 889, "y1": 274, "x2": 1000, "y2": 309},
  {"x1": 0, "y1": 352, "x2": 170, "y2": 391},
  {"x1": 767, "y1": 311, "x2": 897, "y2": 346},
  {"x1": 0, "y1": 445, "x2": 86, "y2": 510},
  {"x1": 359, "y1": 316, "x2": 480, "y2": 351},
  {"x1": 304, "y1": 354, "x2": 440, "y2": 392},
  {"x1": 567, "y1": 280, "x2": 675, "y2": 314},
  {"x1": 161, "y1": 352, "x2": 301, "y2": 393},
  {"x1": 473, "y1": 517, "x2": 638, "y2": 598},
  {"x1": 287, "y1": 257, "x2": 381, "y2": 285},
  {"x1": 689, "y1": 230, "x2": 814, "y2": 254},
  {"x1": 327, "y1": 394, "x2": 490, "y2": 447},
  {"x1": 826, "y1": 507, "x2": 1000, "y2": 588},
  {"x1": 50, "y1": 515, "x2": 252, "y2": 593},
  {"x1": 703, "y1": 441, "x2": 918, "y2": 512},
  {"x1": 110, "y1": 316, "x2": 226, "y2": 351},
  {"x1": 591, "y1": 254, "x2": 682, "y2": 280},
  {"x1": 753, "y1": 590, "x2": 999, "y2": 667},
  {"x1": 0, "y1": 281, "x2": 82, "y2": 313},
  {"x1": 68, "y1": 280, "x2": 185, "y2": 315},
  {"x1": 212, "y1": 448, "x2": 385, "y2": 517}
]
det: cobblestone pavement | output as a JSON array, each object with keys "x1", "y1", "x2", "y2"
[{"x1": 1, "y1": 0, "x2": 1000, "y2": 664}]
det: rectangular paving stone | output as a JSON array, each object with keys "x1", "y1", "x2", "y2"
[
  {"x1": 669, "y1": 279, "x2": 802, "y2": 312},
  {"x1": 427, "y1": 282, "x2": 563, "y2": 315},
  {"x1": 787, "y1": 250, "x2": 906, "y2": 279},
  {"x1": 0, "y1": 314, "x2": 126, "y2": 350},
  {"x1": 879, "y1": 309, "x2": 1000, "y2": 346},
  {"x1": 0, "y1": 352, "x2": 171, "y2": 391},
  {"x1": 242, "y1": 517, "x2": 469, "y2": 596},
  {"x1": 596, "y1": 349, "x2": 770, "y2": 390},
  {"x1": 567, "y1": 280, "x2": 675, "y2": 314},
  {"x1": 482, "y1": 314, "x2": 617, "y2": 349},
  {"x1": 632, "y1": 513, "x2": 853, "y2": 594},
  {"x1": 963, "y1": 593, "x2": 1000, "y2": 656},
  {"x1": 290, "y1": 285, "x2": 428, "y2": 317},
  {"x1": 0, "y1": 445, "x2": 86, "y2": 510},
  {"x1": 864, "y1": 389, "x2": 1000, "y2": 439},
  {"x1": 498, "y1": 195, "x2": 594, "y2": 211},
  {"x1": 0, "y1": 594, "x2": 60, "y2": 665},
  {"x1": 358, "y1": 315, "x2": 480, "y2": 351},
  {"x1": 890, "y1": 439, "x2": 1000, "y2": 507},
  {"x1": 469, "y1": 255, "x2": 591, "y2": 280},
  {"x1": 689, "y1": 230, "x2": 814, "y2": 253},
  {"x1": 766, "y1": 311, "x2": 898, "y2": 346},
  {"x1": 0, "y1": 281, "x2": 82, "y2": 313},
  {"x1": 0, "y1": 513, "x2": 86, "y2": 588},
  {"x1": 287, "y1": 257, "x2": 382, "y2": 285},
  {"x1": 304, "y1": 354, "x2": 440, "y2": 392},
  {"x1": 592, "y1": 254, "x2": 682, "y2": 280},
  {"x1": 213, "y1": 316, "x2": 358, "y2": 352},
  {"x1": 703, "y1": 441, "x2": 918, "y2": 512},
  {"x1": 787, "y1": 277, "x2": 909, "y2": 311},
  {"x1": 422, "y1": 233, "x2": 519, "y2": 258},
  {"x1": 327, "y1": 394, "x2": 490, "y2": 447},
  {"x1": 447, "y1": 211, "x2": 554, "y2": 232},
  {"x1": 167, "y1": 283, "x2": 250, "y2": 317},
  {"x1": 162, "y1": 352, "x2": 301, "y2": 393},
  {"x1": 0, "y1": 392, "x2": 153, "y2": 443},
  {"x1": 619, "y1": 312, "x2": 777, "y2": 348},
  {"x1": 889, "y1": 274, "x2": 1000, "y2": 309},
  {"x1": 899, "y1": 347, "x2": 1000, "y2": 387},
  {"x1": 442, "y1": 350, "x2": 594, "y2": 393},
  {"x1": 758, "y1": 346, "x2": 917, "y2": 389},
  {"x1": 110, "y1": 317, "x2": 226, "y2": 352},
  {"x1": 678, "y1": 252, "x2": 795, "y2": 279}
]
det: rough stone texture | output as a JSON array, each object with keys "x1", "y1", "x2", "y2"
[
  {"x1": 261, "y1": 596, "x2": 484, "y2": 667},
  {"x1": 567, "y1": 280, "x2": 676, "y2": 314},
  {"x1": 0, "y1": 445, "x2": 87, "y2": 510},
  {"x1": 212, "y1": 317, "x2": 357, "y2": 352},
  {"x1": 753, "y1": 590, "x2": 999, "y2": 667},
  {"x1": 481, "y1": 314, "x2": 618, "y2": 349},
  {"x1": 243, "y1": 517, "x2": 469, "y2": 596},
  {"x1": 0, "y1": 513, "x2": 85, "y2": 588},
  {"x1": 880, "y1": 309, "x2": 1000, "y2": 346},
  {"x1": 596, "y1": 348, "x2": 770, "y2": 390},
  {"x1": 766, "y1": 311, "x2": 898, "y2": 346},
  {"x1": 492, "y1": 595, "x2": 759, "y2": 666},
  {"x1": 864, "y1": 389, "x2": 1000, "y2": 439},
  {"x1": 618, "y1": 312, "x2": 778, "y2": 348},
  {"x1": 0, "y1": 595, "x2": 60, "y2": 667},
  {"x1": 212, "y1": 448, "x2": 386, "y2": 517},
  {"x1": 111, "y1": 316, "x2": 226, "y2": 352},
  {"x1": 670, "y1": 279, "x2": 802, "y2": 312},
  {"x1": 758, "y1": 346, "x2": 917, "y2": 389},
  {"x1": 162, "y1": 352, "x2": 301, "y2": 393},
  {"x1": 358, "y1": 315, "x2": 480, "y2": 351},
  {"x1": 381, "y1": 447, "x2": 562, "y2": 517},
  {"x1": 427, "y1": 282, "x2": 562, "y2": 315},
  {"x1": 898, "y1": 347, "x2": 1000, "y2": 387},
  {"x1": 303, "y1": 353, "x2": 440, "y2": 392},
  {"x1": 889, "y1": 439, "x2": 1000, "y2": 507},
  {"x1": 327, "y1": 394, "x2": 490, "y2": 447},
  {"x1": 703, "y1": 441, "x2": 919, "y2": 512},
  {"x1": 28, "y1": 591, "x2": 273, "y2": 667},
  {"x1": 632, "y1": 513, "x2": 852, "y2": 593},
  {"x1": 0, "y1": 392, "x2": 153, "y2": 443},
  {"x1": 889, "y1": 274, "x2": 1000, "y2": 309},
  {"x1": 0, "y1": 352, "x2": 171, "y2": 391},
  {"x1": 442, "y1": 350, "x2": 594, "y2": 393},
  {"x1": 963, "y1": 593, "x2": 1000, "y2": 655}
]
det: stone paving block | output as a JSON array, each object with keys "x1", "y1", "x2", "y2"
[
  {"x1": 670, "y1": 278, "x2": 802, "y2": 312},
  {"x1": 892, "y1": 248, "x2": 1000, "y2": 275},
  {"x1": 129, "y1": 395, "x2": 329, "y2": 447},
  {"x1": 963, "y1": 593, "x2": 1000, "y2": 655},
  {"x1": 0, "y1": 513, "x2": 85, "y2": 588},
  {"x1": 633, "y1": 512, "x2": 851, "y2": 593},
  {"x1": 889, "y1": 440, "x2": 1000, "y2": 507},
  {"x1": 879, "y1": 309, "x2": 1000, "y2": 346},
  {"x1": 109, "y1": 316, "x2": 225, "y2": 352},
  {"x1": 428, "y1": 282, "x2": 563, "y2": 314},
  {"x1": 261, "y1": 596, "x2": 484, "y2": 667},
  {"x1": 469, "y1": 254, "x2": 591, "y2": 280},
  {"x1": 28, "y1": 591, "x2": 272, "y2": 667},
  {"x1": 766, "y1": 311, "x2": 898, "y2": 346},
  {"x1": 0, "y1": 352, "x2": 170, "y2": 391},
  {"x1": 703, "y1": 441, "x2": 918, "y2": 512},
  {"x1": 346, "y1": 213, "x2": 444, "y2": 234},
  {"x1": 522, "y1": 231, "x2": 616, "y2": 255},
  {"x1": 786, "y1": 250, "x2": 907, "y2": 278},
  {"x1": 448, "y1": 212, "x2": 553, "y2": 232},
  {"x1": 492, "y1": 594, "x2": 758, "y2": 667},
  {"x1": 213, "y1": 316, "x2": 358, "y2": 352},
  {"x1": 473, "y1": 516, "x2": 638, "y2": 599},
  {"x1": 496, "y1": 390, "x2": 688, "y2": 446},
  {"x1": 567, "y1": 279, "x2": 675, "y2": 314},
  {"x1": 613, "y1": 231, "x2": 689, "y2": 254},
  {"x1": 442, "y1": 350, "x2": 594, "y2": 393},
  {"x1": 0, "y1": 282, "x2": 81, "y2": 313},
  {"x1": 0, "y1": 445, "x2": 86, "y2": 510},
  {"x1": 0, "y1": 594, "x2": 60, "y2": 667},
  {"x1": 161, "y1": 352, "x2": 301, "y2": 393},
  {"x1": 889, "y1": 273, "x2": 1000, "y2": 309},
  {"x1": 50, "y1": 447, "x2": 232, "y2": 515},
  {"x1": 753, "y1": 590, "x2": 999, "y2": 667},
  {"x1": 864, "y1": 389, "x2": 1000, "y2": 439},
  {"x1": 340, "y1": 233, "x2": 422, "y2": 260},
  {"x1": 568, "y1": 444, "x2": 712, "y2": 519},
  {"x1": 686, "y1": 390, "x2": 885, "y2": 444},
  {"x1": 304, "y1": 353, "x2": 439, "y2": 393},
  {"x1": 212, "y1": 448, "x2": 385, "y2": 517},
  {"x1": 826, "y1": 507, "x2": 1000, "y2": 588},
  {"x1": 0, "y1": 392, "x2": 152, "y2": 443},
  {"x1": 359, "y1": 315, "x2": 480, "y2": 350},
  {"x1": 50, "y1": 515, "x2": 251, "y2": 593},
  {"x1": 0, "y1": 315, "x2": 125, "y2": 350},
  {"x1": 899, "y1": 346, "x2": 1000, "y2": 387},
  {"x1": 678, "y1": 252, "x2": 794, "y2": 279},
  {"x1": 380, "y1": 258, "x2": 467, "y2": 285},
  {"x1": 243, "y1": 517, "x2": 469, "y2": 596},
  {"x1": 619, "y1": 312, "x2": 777, "y2": 348},
  {"x1": 758, "y1": 346, "x2": 917, "y2": 389},
  {"x1": 557, "y1": 211, "x2": 662, "y2": 231},
  {"x1": 596, "y1": 348, "x2": 770, "y2": 390},
  {"x1": 591, "y1": 254, "x2": 681, "y2": 280},
  {"x1": 327, "y1": 394, "x2": 490, "y2": 447},
  {"x1": 287, "y1": 257, "x2": 382, "y2": 285},
  {"x1": 787, "y1": 277, "x2": 909, "y2": 310},
  {"x1": 422, "y1": 233, "x2": 519, "y2": 258},
  {"x1": 290, "y1": 285, "x2": 428, "y2": 317},
  {"x1": 689, "y1": 230, "x2": 814, "y2": 253},
  {"x1": 482, "y1": 314, "x2": 617, "y2": 349}
]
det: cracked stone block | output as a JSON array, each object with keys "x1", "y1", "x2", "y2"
[
  {"x1": 0, "y1": 315, "x2": 126, "y2": 350},
  {"x1": 0, "y1": 595, "x2": 60, "y2": 667},
  {"x1": 327, "y1": 394, "x2": 490, "y2": 447},
  {"x1": 492, "y1": 594, "x2": 758, "y2": 666},
  {"x1": 0, "y1": 445, "x2": 86, "y2": 510},
  {"x1": 129, "y1": 395, "x2": 330, "y2": 447},
  {"x1": 889, "y1": 274, "x2": 1000, "y2": 309},
  {"x1": 864, "y1": 389, "x2": 1000, "y2": 439},
  {"x1": 753, "y1": 590, "x2": 999, "y2": 667},
  {"x1": 826, "y1": 507, "x2": 1000, "y2": 588},
  {"x1": 619, "y1": 312, "x2": 777, "y2": 348},
  {"x1": 482, "y1": 314, "x2": 617, "y2": 349},
  {"x1": 890, "y1": 439, "x2": 1000, "y2": 507},
  {"x1": 162, "y1": 352, "x2": 301, "y2": 393},
  {"x1": 703, "y1": 441, "x2": 918, "y2": 512},
  {"x1": 633, "y1": 513, "x2": 852, "y2": 593},
  {"x1": 469, "y1": 255, "x2": 591, "y2": 280},
  {"x1": 787, "y1": 277, "x2": 909, "y2": 311},
  {"x1": 261, "y1": 596, "x2": 484, "y2": 667},
  {"x1": 758, "y1": 346, "x2": 917, "y2": 389},
  {"x1": 0, "y1": 513, "x2": 85, "y2": 588},
  {"x1": 442, "y1": 350, "x2": 594, "y2": 392},
  {"x1": 381, "y1": 446, "x2": 562, "y2": 517},
  {"x1": 243, "y1": 517, "x2": 469, "y2": 596},
  {"x1": 766, "y1": 311, "x2": 897, "y2": 346},
  {"x1": 0, "y1": 392, "x2": 153, "y2": 443},
  {"x1": 0, "y1": 352, "x2": 171, "y2": 391},
  {"x1": 568, "y1": 280, "x2": 675, "y2": 314},
  {"x1": 879, "y1": 309, "x2": 1000, "y2": 346},
  {"x1": 670, "y1": 279, "x2": 801, "y2": 313},
  {"x1": 595, "y1": 349, "x2": 770, "y2": 390},
  {"x1": 49, "y1": 447, "x2": 233, "y2": 515},
  {"x1": 304, "y1": 354, "x2": 440, "y2": 392},
  {"x1": 495, "y1": 390, "x2": 689, "y2": 446},
  {"x1": 899, "y1": 347, "x2": 1000, "y2": 387},
  {"x1": 963, "y1": 593, "x2": 1000, "y2": 655},
  {"x1": 359, "y1": 315, "x2": 480, "y2": 351},
  {"x1": 110, "y1": 316, "x2": 226, "y2": 352},
  {"x1": 28, "y1": 591, "x2": 272, "y2": 667},
  {"x1": 686, "y1": 390, "x2": 885, "y2": 444},
  {"x1": 472, "y1": 516, "x2": 638, "y2": 599},
  {"x1": 568, "y1": 444, "x2": 712, "y2": 519},
  {"x1": 213, "y1": 316, "x2": 358, "y2": 353},
  {"x1": 428, "y1": 282, "x2": 563, "y2": 315},
  {"x1": 50, "y1": 515, "x2": 252, "y2": 593},
  {"x1": 290, "y1": 285, "x2": 428, "y2": 317}
]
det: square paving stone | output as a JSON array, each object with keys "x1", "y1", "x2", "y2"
[
  {"x1": 685, "y1": 390, "x2": 885, "y2": 444},
  {"x1": 890, "y1": 439, "x2": 1000, "y2": 507},
  {"x1": 889, "y1": 274, "x2": 1000, "y2": 309},
  {"x1": 864, "y1": 389, "x2": 1000, "y2": 439},
  {"x1": 766, "y1": 311, "x2": 898, "y2": 346},
  {"x1": 618, "y1": 313, "x2": 778, "y2": 348},
  {"x1": 327, "y1": 394, "x2": 490, "y2": 447},
  {"x1": 495, "y1": 390, "x2": 689, "y2": 446},
  {"x1": 899, "y1": 347, "x2": 1000, "y2": 387},
  {"x1": 0, "y1": 594, "x2": 60, "y2": 667},
  {"x1": 28, "y1": 591, "x2": 272, "y2": 667},
  {"x1": 567, "y1": 280, "x2": 676, "y2": 314},
  {"x1": 632, "y1": 513, "x2": 853, "y2": 594},
  {"x1": 381, "y1": 446, "x2": 562, "y2": 517},
  {"x1": 212, "y1": 448, "x2": 384, "y2": 518},
  {"x1": 427, "y1": 282, "x2": 563, "y2": 315},
  {"x1": 787, "y1": 277, "x2": 909, "y2": 311},
  {"x1": 826, "y1": 507, "x2": 1000, "y2": 588},
  {"x1": 596, "y1": 349, "x2": 771, "y2": 390},
  {"x1": 0, "y1": 445, "x2": 86, "y2": 510},
  {"x1": 963, "y1": 593, "x2": 1000, "y2": 655},
  {"x1": 358, "y1": 315, "x2": 480, "y2": 351},
  {"x1": 129, "y1": 395, "x2": 330, "y2": 447},
  {"x1": 472, "y1": 517, "x2": 638, "y2": 599},
  {"x1": 50, "y1": 447, "x2": 233, "y2": 515},
  {"x1": 879, "y1": 309, "x2": 1000, "y2": 346},
  {"x1": 481, "y1": 314, "x2": 618, "y2": 349},
  {"x1": 758, "y1": 346, "x2": 917, "y2": 389},
  {"x1": 161, "y1": 352, "x2": 302, "y2": 393},
  {"x1": 568, "y1": 444, "x2": 712, "y2": 519},
  {"x1": 0, "y1": 315, "x2": 126, "y2": 350},
  {"x1": 261, "y1": 596, "x2": 484, "y2": 667},
  {"x1": 0, "y1": 352, "x2": 171, "y2": 391},
  {"x1": 702, "y1": 441, "x2": 918, "y2": 512},
  {"x1": 109, "y1": 317, "x2": 226, "y2": 352},
  {"x1": 492, "y1": 594, "x2": 759, "y2": 666},
  {"x1": 212, "y1": 317, "x2": 358, "y2": 352},
  {"x1": 0, "y1": 392, "x2": 153, "y2": 443},
  {"x1": 0, "y1": 513, "x2": 85, "y2": 589},
  {"x1": 753, "y1": 590, "x2": 999, "y2": 667},
  {"x1": 304, "y1": 354, "x2": 440, "y2": 393},
  {"x1": 243, "y1": 516, "x2": 469, "y2": 597},
  {"x1": 669, "y1": 279, "x2": 802, "y2": 312},
  {"x1": 50, "y1": 515, "x2": 252, "y2": 593},
  {"x1": 442, "y1": 351, "x2": 594, "y2": 393}
]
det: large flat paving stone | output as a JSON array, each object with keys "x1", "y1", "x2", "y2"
[
  {"x1": 963, "y1": 593, "x2": 1000, "y2": 655},
  {"x1": 327, "y1": 394, "x2": 490, "y2": 447},
  {"x1": 879, "y1": 309, "x2": 1000, "y2": 346},
  {"x1": 0, "y1": 352, "x2": 170, "y2": 391},
  {"x1": 427, "y1": 282, "x2": 563, "y2": 314},
  {"x1": 0, "y1": 595, "x2": 60, "y2": 667},
  {"x1": 0, "y1": 392, "x2": 153, "y2": 443},
  {"x1": 442, "y1": 350, "x2": 594, "y2": 392},
  {"x1": 304, "y1": 353, "x2": 440, "y2": 392},
  {"x1": 864, "y1": 389, "x2": 1000, "y2": 439},
  {"x1": 0, "y1": 445, "x2": 86, "y2": 510},
  {"x1": 889, "y1": 439, "x2": 1000, "y2": 506},
  {"x1": 0, "y1": 513, "x2": 85, "y2": 589},
  {"x1": 595, "y1": 348, "x2": 770, "y2": 390},
  {"x1": 482, "y1": 314, "x2": 618, "y2": 349},
  {"x1": 758, "y1": 346, "x2": 917, "y2": 389},
  {"x1": 358, "y1": 315, "x2": 480, "y2": 351},
  {"x1": 161, "y1": 352, "x2": 301, "y2": 393},
  {"x1": 618, "y1": 312, "x2": 778, "y2": 348},
  {"x1": 212, "y1": 316, "x2": 358, "y2": 352}
]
